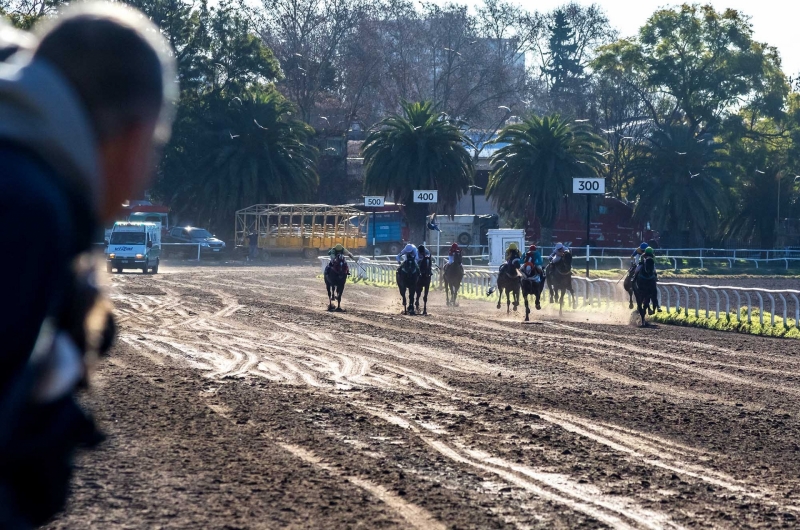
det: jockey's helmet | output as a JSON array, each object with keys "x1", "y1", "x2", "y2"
[
  {"x1": 639, "y1": 242, "x2": 649, "y2": 251},
  {"x1": 529, "y1": 244, "x2": 537, "y2": 252},
  {"x1": 419, "y1": 244, "x2": 426, "y2": 252},
  {"x1": 508, "y1": 242, "x2": 518, "y2": 251},
  {"x1": 554, "y1": 242, "x2": 564, "y2": 251},
  {"x1": 334, "y1": 243, "x2": 344, "y2": 251},
  {"x1": 644, "y1": 247, "x2": 654, "y2": 256},
  {"x1": 450, "y1": 242, "x2": 459, "y2": 251}
]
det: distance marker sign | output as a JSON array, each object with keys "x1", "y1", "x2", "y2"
[
  {"x1": 413, "y1": 190, "x2": 438, "y2": 203},
  {"x1": 364, "y1": 196, "x2": 385, "y2": 207},
  {"x1": 572, "y1": 178, "x2": 605, "y2": 194}
]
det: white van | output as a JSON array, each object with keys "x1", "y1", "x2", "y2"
[{"x1": 106, "y1": 222, "x2": 162, "y2": 274}]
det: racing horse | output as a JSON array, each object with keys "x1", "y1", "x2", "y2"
[
  {"x1": 396, "y1": 253, "x2": 420, "y2": 315},
  {"x1": 415, "y1": 252, "x2": 434, "y2": 315},
  {"x1": 632, "y1": 254, "x2": 658, "y2": 327},
  {"x1": 623, "y1": 262, "x2": 638, "y2": 309},
  {"x1": 442, "y1": 250, "x2": 464, "y2": 307},
  {"x1": 546, "y1": 250, "x2": 576, "y2": 316},
  {"x1": 520, "y1": 262, "x2": 545, "y2": 322},
  {"x1": 496, "y1": 258, "x2": 521, "y2": 313},
  {"x1": 324, "y1": 254, "x2": 349, "y2": 311}
]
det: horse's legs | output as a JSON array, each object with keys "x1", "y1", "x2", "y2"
[
  {"x1": 513, "y1": 287, "x2": 519, "y2": 310},
  {"x1": 422, "y1": 283, "x2": 429, "y2": 315},
  {"x1": 535, "y1": 284, "x2": 542, "y2": 310},
  {"x1": 548, "y1": 281, "x2": 555, "y2": 304},
  {"x1": 453, "y1": 283, "x2": 459, "y2": 307},
  {"x1": 400, "y1": 286, "x2": 407, "y2": 314},
  {"x1": 523, "y1": 292, "x2": 530, "y2": 322},
  {"x1": 496, "y1": 286, "x2": 503, "y2": 309},
  {"x1": 569, "y1": 281, "x2": 577, "y2": 308},
  {"x1": 326, "y1": 282, "x2": 335, "y2": 310},
  {"x1": 506, "y1": 289, "x2": 511, "y2": 314},
  {"x1": 407, "y1": 287, "x2": 416, "y2": 315},
  {"x1": 336, "y1": 281, "x2": 345, "y2": 311}
]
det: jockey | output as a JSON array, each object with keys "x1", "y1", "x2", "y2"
[
  {"x1": 328, "y1": 243, "x2": 355, "y2": 260},
  {"x1": 635, "y1": 246, "x2": 656, "y2": 275},
  {"x1": 523, "y1": 244, "x2": 543, "y2": 277},
  {"x1": 396, "y1": 242, "x2": 419, "y2": 264},
  {"x1": 638, "y1": 247, "x2": 661, "y2": 312},
  {"x1": 447, "y1": 242, "x2": 461, "y2": 264},
  {"x1": 505, "y1": 242, "x2": 521, "y2": 263},
  {"x1": 417, "y1": 243, "x2": 431, "y2": 264},
  {"x1": 549, "y1": 242, "x2": 567, "y2": 264},
  {"x1": 630, "y1": 242, "x2": 649, "y2": 267}
]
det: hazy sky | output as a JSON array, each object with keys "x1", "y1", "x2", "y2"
[{"x1": 435, "y1": 0, "x2": 800, "y2": 76}]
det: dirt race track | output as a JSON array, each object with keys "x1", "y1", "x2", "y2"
[{"x1": 45, "y1": 264, "x2": 800, "y2": 529}]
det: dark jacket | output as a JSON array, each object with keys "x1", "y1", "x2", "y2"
[{"x1": 0, "y1": 56, "x2": 105, "y2": 527}]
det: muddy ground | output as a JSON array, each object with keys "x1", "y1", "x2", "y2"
[{"x1": 45, "y1": 263, "x2": 800, "y2": 529}]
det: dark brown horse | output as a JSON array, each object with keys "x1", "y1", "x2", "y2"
[
  {"x1": 496, "y1": 258, "x2": 521, "y2": 313},
  {"x1": 324, "y1": 254, "x2": 349, "y2": 311},
  {"x1": 442, "y1": 250, "x2": 464, "y2": 307},
  {"x1": 396, "y1": 254, "x2": 420, "y2": 315},
  {"x1": 520, "y1": 263, "x2": 545, "y2": 321},
  {"x1": 415, "y1": 253, "x2": 433, "y2": 315},
  {"x1": 546, "y1": 251, "x2": 576, "y2": 316},
  {"x1": 632, "y1": 255, "x2": 658, "y2": 326}
]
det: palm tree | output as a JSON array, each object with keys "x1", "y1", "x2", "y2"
[
  {"x1": 626, "y1": 123, "x2": 727, "y2": 245},
  {"x1": 362, "y1": 101, "x2": 473, "y2": 244},
  {"x1": 486, "y1": 114, "x2": 605, "y2": 225},
  {"x1": 190, "y1": 88, "x2": 318, "y2": 231}
]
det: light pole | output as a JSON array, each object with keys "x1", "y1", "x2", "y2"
[{"x1": 468, "y1": 185, "x2": 483, "y2": 215}]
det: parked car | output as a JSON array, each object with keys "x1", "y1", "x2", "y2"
[{"x1": 165, "y1": 226, "x2": 226, "y2": 258}]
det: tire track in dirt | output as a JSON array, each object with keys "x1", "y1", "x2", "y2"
[
  {"x1": 278, "y1": 443, "x2": 447, "y2": 530},
  {"x1": 359, "y1": 406, "x2": 684, "y2": 530}
]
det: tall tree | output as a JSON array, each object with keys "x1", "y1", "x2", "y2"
[
  {"x1": 362, "y1": 101, "x2": 473, "y2": 243},
  {"x1": 180, "y1": 88, "x2": 318, "y2": 232},
  {"x1": 542, "y1": 10, "x2": 583, "y2": 108},
  {"x1": 486, "y1": 115, "x2": 605, "y2": 225},
  {"x1": 626, "y1": 123, "x2": 727, "y2": 245},
  {"x1": 593, "y1": 4, "x2": 788, "y2": 133}
]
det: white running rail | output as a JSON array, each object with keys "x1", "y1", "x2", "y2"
[{"x1": 320, "y1": 258, "x2": 800, "y2": 328}]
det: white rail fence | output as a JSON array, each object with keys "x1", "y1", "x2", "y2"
[
  {"x1": 322, "y1": 257, "x2": 800, "y2": 328},
  {"x1": 355, "y1": 249, "x2": 800, "y2": 270}
]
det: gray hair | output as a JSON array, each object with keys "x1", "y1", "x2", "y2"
[{"x1": 33, "y1": 2, "x2": 178, "y2": 145}]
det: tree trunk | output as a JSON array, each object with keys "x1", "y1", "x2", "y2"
[{"x1": 405, "y1": 202, "x2": 429, "y2": 246}]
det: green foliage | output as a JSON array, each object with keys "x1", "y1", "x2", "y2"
[
  {"x1": 626, "y1": 123, "x2": 727, "y2": 240},
  {"x1": 652, "y1": 307, "x2": 800, "y2": 339},
  {"x1": 594, "y1": 4, "x2": 788, "y2": 131},
  {"x1": 486, "y1": 114, "x2": 605, "y2": 225},
  {"x1": 175, "y1": 88, "x2": 318, "y2": 232},
  {"x1": 542, "y1": 9, "x2": 583, "y2": 106},
  {"x1": 362, "y1": 101, "x2": 473, "y2": 242}
]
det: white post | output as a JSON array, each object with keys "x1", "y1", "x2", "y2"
[
  {"x1": 197, "y1": 243, "x2": 201, "y2": 261},
  {"x1": 437, "y1": 230, "x2": 440, "y2": 267}
]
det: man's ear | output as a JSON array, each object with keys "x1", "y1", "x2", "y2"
[{"x1": 98, "y1": 120, "x2": 158, "y2": 222}]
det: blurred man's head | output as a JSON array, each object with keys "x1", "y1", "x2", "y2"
[
  {"x1": 33, "y1": 3, "x2": 177, "y2": 221},
  {"x1": 0, "y1": 20, "x2": 35, "y2": 62}
]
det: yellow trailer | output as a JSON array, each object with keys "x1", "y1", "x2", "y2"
[{"x1": 234, "y1": 204, "x2": 368, "y2": 259}]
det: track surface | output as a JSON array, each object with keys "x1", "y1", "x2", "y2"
[{"x1": 46, "y1": 264, "x2": 800, "y2": 529}]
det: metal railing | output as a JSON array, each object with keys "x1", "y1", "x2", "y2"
[{"x1": 322, "y1": 257, "x2": 800, "y2": 328}]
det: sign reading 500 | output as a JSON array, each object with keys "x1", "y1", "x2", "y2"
[{"x1": 413, "y1": 190, "x2": 438, "y2": 203}]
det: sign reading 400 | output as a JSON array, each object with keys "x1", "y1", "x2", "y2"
[{"x1": 413, "y1": 190, "x2": 438, "y2": 203}]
